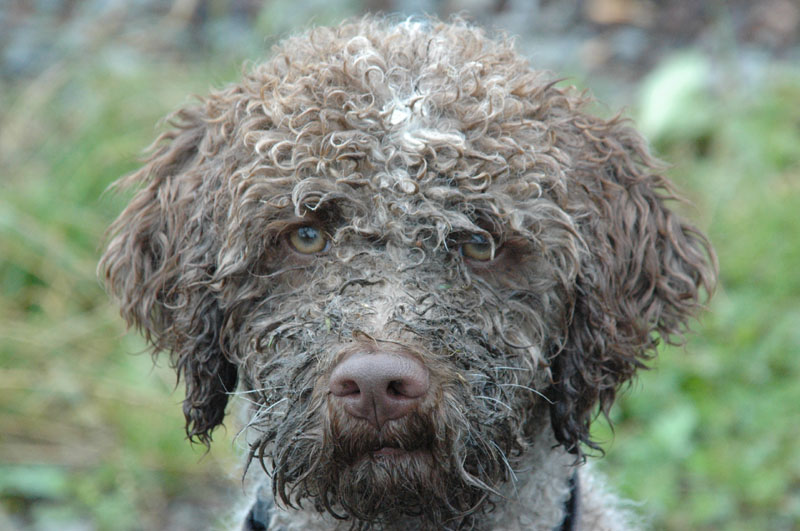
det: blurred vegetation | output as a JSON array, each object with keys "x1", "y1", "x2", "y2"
[
  {"x1": 0, "y1": 47, "x2": 245, "y2": 531},
  {"x1": 593, "y1": 54, "x2": 800, "y2": 530},
  {"x1": 1, "y1": 3, "x2": 799, "y2": 531}
]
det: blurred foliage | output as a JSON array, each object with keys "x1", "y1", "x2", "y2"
[
  {"x1": 593, "y1": 55, "x2": 800, "y2": 530},
  {"x1": 0, "y1": 52, "x2": 243, "y2": 531},
  {"x1": 1, "y1": 4, "x2": 799, "y2": 531}
]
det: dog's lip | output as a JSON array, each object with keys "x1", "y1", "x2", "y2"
[
  {"x1": 372, "y1": 446, "x2": 407, "y2": 457},
  {"x1": 369, "y1": 446, "x2": 434, "y2": 464},
  {"x1": 367, "y1": 443, "x2": 428, "y2": 460}
]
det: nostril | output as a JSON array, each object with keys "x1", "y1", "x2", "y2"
[
  {"x1": 331, "y1": 378, "x2": 360, "y2": 397},
  {"x1": 388, "y1": 368, "x2": 428, "y2": 399},
  {"x1": 387, "y1": 380, "x2": 403, "y2": 397},
  {"x1": 387, "y1": 378, "x2": 424, "y2": 399}
]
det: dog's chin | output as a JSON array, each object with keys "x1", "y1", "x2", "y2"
[
  {"x1": 343, "y1": 445, "x2": 438, "y2": 495},
  {"x1": 326, "y1": 445, "x2": 482, "y2": 525}
]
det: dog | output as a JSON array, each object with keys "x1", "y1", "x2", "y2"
[{"x1": 99, "y1": 16, "x2": 715, "y2": 530}]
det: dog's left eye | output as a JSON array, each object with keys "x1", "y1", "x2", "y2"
[
  {"x1": 460, "y1": 233, "x2": 494, "y2": 261},
  {"x1": 288, "y1": 225, "x2": 329, "y2": 254}
]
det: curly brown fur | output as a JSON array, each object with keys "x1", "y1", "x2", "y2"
[{"x1": 99, "y1": 15, "x2": 715, "y2": 530}]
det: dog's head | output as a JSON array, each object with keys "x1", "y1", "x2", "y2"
[{"x1": 100, "y1": 16, "x2": 714, "y2": 523}]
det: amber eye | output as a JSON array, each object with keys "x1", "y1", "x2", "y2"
[
  {"x1": 461, "y1": 233, "x2": 494, "y2": 261},
  {"x1": 288, "y1": 225, "x2": 329, "y2": 254}
]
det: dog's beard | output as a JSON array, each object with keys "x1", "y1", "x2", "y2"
[
  {"x1": 321, "y1": 408, "x2": 488, "y2": 526},
  {"x1": 326, "y1": 444, "x2": 467, "y2": 526},
  {"x1": 262, "y1": 397, "x2": 513, "y2": 528}
]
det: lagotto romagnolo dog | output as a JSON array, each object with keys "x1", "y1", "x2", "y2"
[{"x1": 99, "y1": 16, "x2": 715, "y2": 531}]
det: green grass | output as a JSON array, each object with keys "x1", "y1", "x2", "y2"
[{"x1": 1, "y1": 39, "x2": 798, "y2": 531}]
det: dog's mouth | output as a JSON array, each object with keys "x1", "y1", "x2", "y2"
[
  {"x1": 371, "y1": 446, "x2": 408, "y2": 458},
  {"x1": 366, "y1": 441, "x2": 431, "y2": 462},
  {"x1": 344, "y1": 435, "x2": 433, "y2": 465},
  {"x1": 331, "y1": 410, "x2": 437, "y2": 467}
]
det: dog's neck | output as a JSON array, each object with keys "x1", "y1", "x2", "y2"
[
  {"x1": 243, "y1": 425, "x2": 580, "y2": 531},
  {"x1": 487, "y1": 426, "x2": 578, "y2": 531}
]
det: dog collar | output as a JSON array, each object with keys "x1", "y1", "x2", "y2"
[
  {"x1": 243, "y1": 493, "x2": 271, "y2": 531},
  {"x1": 556, "y1": 471, "x2": 580, "y2": 531}
]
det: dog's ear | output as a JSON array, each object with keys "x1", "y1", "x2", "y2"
[
  {"x1": 99, "y1": 105, "x2": 237, "y2": 445},
  {"x1": 548, "y1": 114, "x2": 716, "y2": 455}
]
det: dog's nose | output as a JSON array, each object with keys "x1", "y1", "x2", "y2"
[{"x1": 329, "y1": 350, "x2": 429, "y2": 428}]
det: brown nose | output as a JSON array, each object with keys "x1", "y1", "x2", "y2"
[{"x1": 329, "y1": 350, "x2": 429, "y2": 428}]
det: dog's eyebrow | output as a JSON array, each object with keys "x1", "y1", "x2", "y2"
[{"x1": 290, "y1": 180, "x2": 368, "y2": 218}]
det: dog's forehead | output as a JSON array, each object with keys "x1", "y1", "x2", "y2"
[{"x1": 228, "y1": 19, "x2": 566, "y2": 230}]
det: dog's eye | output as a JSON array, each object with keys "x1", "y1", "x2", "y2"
[
  {"x1": 288, "y1": 225, "x2": 329, "y2": 254},
  {"x1": 460, "y1": 233, "x2": 494, "y2": 261}
]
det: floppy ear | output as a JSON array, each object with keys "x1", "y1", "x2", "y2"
[
  {"x1": 548, "y1": 114, "x2": 716, "y2": 455},
  {"x1": 99, "y1": 105, "x2": 237, "y2": 445}
]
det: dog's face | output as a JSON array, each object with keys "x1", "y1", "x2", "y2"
[{"x1": 100, "y1": 17, "x2": 714, "y2": 525}]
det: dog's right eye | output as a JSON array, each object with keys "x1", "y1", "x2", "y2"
[
  {"x1": 288, "y1": 225, "x2": 329, "y2": 254},
  {"x1": 460, "y1": 233, "x2": 495, "y2": 261}
]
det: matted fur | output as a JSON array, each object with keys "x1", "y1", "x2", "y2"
[{"x1": 99, "y1": 15, "x2": 715, "y2": 530}]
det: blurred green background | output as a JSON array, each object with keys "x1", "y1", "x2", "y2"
[{"x1": 1, "y1": 1, "x2": 798, "y2": 529}]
